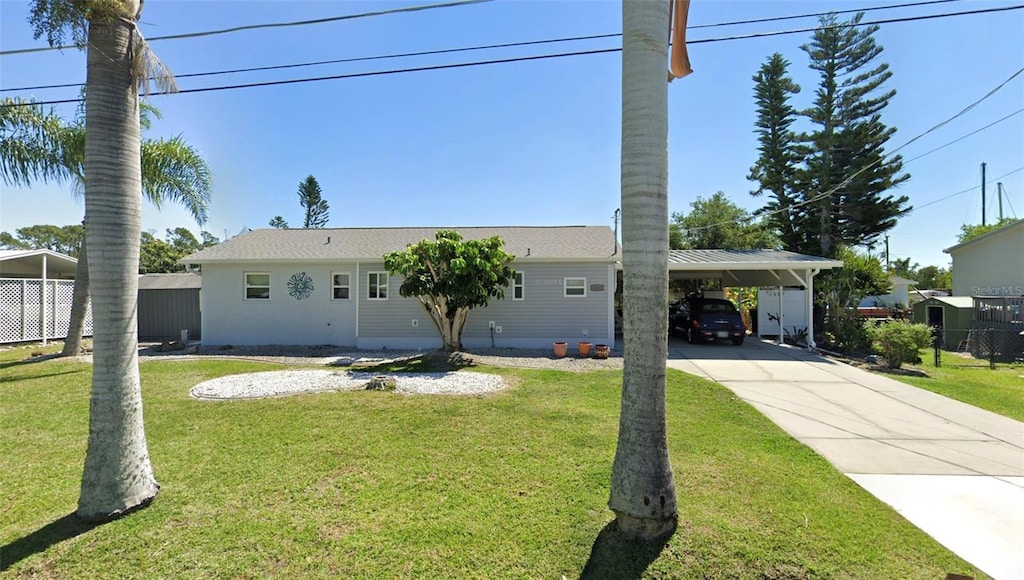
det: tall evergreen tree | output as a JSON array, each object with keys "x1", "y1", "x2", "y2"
[
  {"x1": 268, "y1": 215, "x2": 289, "y2": 229},
  {"x1": 297, "y1": 175, "x2": 329, "y2": 228},
  {"x1": 747, "y1": 53, "x2": 803, "y2": 252},
  {"x1": 798, "y1": 12, "x2": 910, "y2": 258}
]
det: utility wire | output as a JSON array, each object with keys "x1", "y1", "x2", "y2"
[
  {"x1": 684, "y1": 65, "x2": 1024, "y2": 233},
  {"x1": 911, "y1": 167, "x2": 1024, "y2": 212},
  {"x1": 903, "y1": 107, "x2": 1024, "y2": 164},
  {"x1": 0, "y1": 0, "x2": 493, "y2": 56},
  {"x1": 3, "y1": 4, "x2": 1020, "y2": 109}
]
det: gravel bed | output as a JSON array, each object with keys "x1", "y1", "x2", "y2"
[{"x1": 190, "y1": 369, "x2": 506, "y2": 400}]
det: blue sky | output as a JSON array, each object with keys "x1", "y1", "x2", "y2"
[{"x1": 1, "y1": 0, "x2": 1022, "y2": 271}]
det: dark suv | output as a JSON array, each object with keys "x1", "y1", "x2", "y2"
[{"x1": 671, "y1": 296, "x2": 745, "y2": 346}]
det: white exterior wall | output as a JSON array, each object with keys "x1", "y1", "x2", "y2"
[
  {"x1": 200, "y1": 262, "x2": 358, "y2": 346},
  {"x1": 950, "y1": 226, "x2": 1024, "y2": 296}
]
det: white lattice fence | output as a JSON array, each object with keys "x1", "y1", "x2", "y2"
[{"x1": 0, "y1": 278, "x2": 93, "y2": 344}]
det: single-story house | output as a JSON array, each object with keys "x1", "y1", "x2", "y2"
[
  {"x1": 138, "y1": 273, "x2": 202, "y2": 341},
  {"x1": 944, "y1": 219, "x2": 1024, "y2": 297},
  {"x1": 183, "y1": 229, "x2": 844, "y2": 351},
  {"x1": 0, "y1": 249, "x2": 91, "y2": 344},
  {"x1": 182, "y1": 226, "x2": 620, "y2": 350},
  {"x1": 859, "y1": 275, "x2": 917, "y2": 310},
  {"x1": 912, "y1": 295, "x2": 974, "y2": 349}
]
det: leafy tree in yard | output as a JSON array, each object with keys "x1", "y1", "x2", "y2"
[
  {"x1": 671, "y1": 191, "x2": 779, "y2": 250},
  {"x1": 0, "y1": 224, "x2": 85, "y2": 256},
  {"x1": 139, "y1": 227, "x2": 218, "y2": 273},
  {"x1": 29, "y1": 0, "x2": 178, "y2": 520},
  {"x1": 608, "y1": 0, "x2": 678, "y2": 541},
  {"x1": 747, "y1": 53, "x2": 803, "y2": 252},
  {"x1": 957, "y1": 218, "x2": 1018, "y2": 243},
  {"x1": 297, "y1": 175, "x2": 329, "y2": 228},
  {"x1": 796, "y1": 12, "x2": 910, "y2": 258},
  {"x1": 268, "y1": 215, "x2": 289, "y2": 229},
  {"x1": 383, "y1": 230, "x2": 514, "y2": 352},
  {"x1": 915, "y1": 265, "x2": 952, "y2": 290}
]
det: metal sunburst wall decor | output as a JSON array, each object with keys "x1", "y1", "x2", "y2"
[{"x1": 287, "y1": 272, "x2": 314, "y2": 300}]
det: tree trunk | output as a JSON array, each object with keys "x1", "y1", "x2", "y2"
[
  {"x1": 77, "y1": 12, "x2": 159, "y2": 521},
  {"x1": 60, "y1": 233, "x2": 90, "y2": 357},
  {"x1": 608, "y1": 0, "x2": 677, "y2": 540}
]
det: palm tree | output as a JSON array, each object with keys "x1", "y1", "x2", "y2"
[
  {"x1": 608, "y1": 0, "x2": 678, "y2": 540},
  {"x1": 61, "y1": 106, "x2": 211, "y2": 357},
  {"x1": 1, "y1": 98, "x2": 70, "y2": 187},
  {"x1": 29, "y1": 0, "x2": 177, "y2": 520}
]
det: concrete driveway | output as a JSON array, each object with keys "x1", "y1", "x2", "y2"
[{"x1": 667, "y1": 338, "x2": 1024, "y2": 579}]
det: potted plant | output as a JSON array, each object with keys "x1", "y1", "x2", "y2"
[
  {"x1": 553, "y1": 341, "x2": 568, "y2": 358},
  {"x1": 577, "y1": 341, "x2": 592, "y2": 358},
  {"x1": 593, "y1": 344, "x2": 610, "y2": 359}
]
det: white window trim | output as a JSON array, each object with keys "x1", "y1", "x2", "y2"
[
  {"x1": 244, "y1": 271, "x2": 271, "y2": 301},
  {"x1": 368, "y1": 271, "x2": 389, "y2": 301},
  {"x1": 331, "y1": 271, "x2": 352, "y2": 301},
  {"x1": 512, "y1": 271, "x2": 525, "y2": 301},
  {"x1": 564, "y1": 277, "x2": 587, "y2": 298}
]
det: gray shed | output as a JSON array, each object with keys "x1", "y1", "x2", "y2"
[
  {"x1": 138, "y1": 273, "x2": 201, "y2": 341},
  {"x1": 912, "y1": 296, "x2": 974, "y2": 349}
]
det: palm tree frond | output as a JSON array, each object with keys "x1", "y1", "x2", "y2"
[{"x1": 140, "y1": 135, "x2": 212, "y2": 225}]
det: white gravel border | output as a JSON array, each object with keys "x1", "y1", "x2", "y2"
[{"x1": 190, "y1": 369, "x2": 507, "y2": 400}]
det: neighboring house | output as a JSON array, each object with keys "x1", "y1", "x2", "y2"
[
  {"x1": 944, "y1": 219, "x2": 1024, "y2": 297},
  {"x1": 138, "y1": 273, "x2": 202, "y2": 341},
  {"x1": 182, "y1": 226, "x2": 620, "y2": 350},
  {"x1": 0, "y1": 249, "x2": 92, "y2": 344},
  {"x1": 859, "y1": 275, "x2": 917, "y2": 310}
]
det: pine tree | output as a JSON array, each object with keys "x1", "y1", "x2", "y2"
[
  {"x1": 297, "y1": 175, "x2": 329, "y2": 228},
  {"x1": 798, "y1": 12, "x2": 910, "y2": 258},
  {"x1": 748, "y1": 53, "x2": 804, "y2": 252},
  {"x1": 268, "y1": 215, "x2": 288, "y2": 229}
]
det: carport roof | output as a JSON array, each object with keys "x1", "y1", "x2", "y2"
[
  {"x1": 664, "y1": 249, "x2": 843, "y2": 287},
  {"x1": 0, "y1": 249, "x2": 78, "y2": 279}
]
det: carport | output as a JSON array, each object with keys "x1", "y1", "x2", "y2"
[{"x1": 665, "y1": 249, "x2": 844, "y2": 349}]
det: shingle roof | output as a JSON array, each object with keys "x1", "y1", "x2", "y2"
[
  {"x1": 182, "y1": 226, "x2": 619, "y2": 264},
  {"x1": 138, "y1": 273, "x2": 201, "y2": 290},
  {"x1": 667, "y1": 249, "x2": 843, "y2": 270}
]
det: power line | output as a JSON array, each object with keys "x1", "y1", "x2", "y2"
[
  {"x1": 903, "y1": 108, "x2": 1024, "y2": 164},
  {"x1": 911, "y1": 167, "x2": 1024, "y2": 212},
  {"x1": 0, "y1": 0, "x2": 493, "y2": 56},
  {"x1": 3, "y1": 4, "x2": 1021, "y2": 109}
]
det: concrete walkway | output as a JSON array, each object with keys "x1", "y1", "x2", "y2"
[{"x1": 667, "y1": 338, "x2": 1024, "y2": 579}]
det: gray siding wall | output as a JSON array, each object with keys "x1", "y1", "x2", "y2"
[
  {"x1": 357, "y1": 262, "x2": 614, "y2": 349},
  {"x1": 138, "y1": 288, "x2": 201, "y2": 340},
  {"x1": 200, "y1": 263, "x2": 358, "y2": 346}
]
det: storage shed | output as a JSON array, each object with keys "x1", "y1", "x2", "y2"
[
  {"x1": 912, "y1": 296, "x2": 974, "y2": 349},
  {"x1": 138, "y1": 273, "x2": 201, "y2": 341}
]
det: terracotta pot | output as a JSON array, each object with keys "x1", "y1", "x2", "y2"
[
  {"x1": 553, "y1": 341, "x2": 568, "y2": 358},
  {"x1": 577, "y1": 341, "x2": 592, "y2": 358},
  {"x1": 593, "y1": 344, "x2": 610, "y2": 359}
]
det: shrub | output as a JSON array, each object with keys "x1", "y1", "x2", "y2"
[{"x1": 865, "y1": 320, "x2": 932, "y2": 369}]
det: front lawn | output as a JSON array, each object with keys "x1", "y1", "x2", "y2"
[
  {"x1": 895, "y1": 350, "x2": 1024, "y2": 422},
  {"x1": 0, "y1": 349, "x2": 978, "y2": 578}
]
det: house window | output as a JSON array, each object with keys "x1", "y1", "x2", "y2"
[
  {"x1": 331, "y1": 272, "x2": 350, "y2": 300},
  {"x1": 564, "y1": 277, "x2": 586, "y2": 297},
  {"x1": 244, "y1": 272, "x2": 271, "y2": 300},
  {"x1": 512, "y1": 271, "x2": 524, "y2": 301},
  {"x1": 368, "y1": 272, "x2": 388, "y2": 300}
]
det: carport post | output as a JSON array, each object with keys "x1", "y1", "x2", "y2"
[
  {"x1": 806, "y1": 269, "x2": 819, "y2": 350},
  {"x1": 41, "y1": 253, "x2": 47, "y2": 346}
]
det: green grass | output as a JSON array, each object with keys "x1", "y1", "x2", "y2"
[
  {"x1": 0, "y1": 347, "x2": 980, "y2": 578},
  {"x1": 893, "y1": 350, "x2": 1024, "y2": 422}
]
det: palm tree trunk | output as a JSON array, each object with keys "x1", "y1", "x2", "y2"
[
  {"x1": 60, "y1": 233, "x2": 89, "y2": 357},
  {"x1": 77, "y1": 11, "x2": 159, "y2": 521},
  {"x1": 608, "y1": 0, "x2": 677, "y2": 540}
]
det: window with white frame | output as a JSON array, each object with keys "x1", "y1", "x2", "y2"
[
  {"x1": 368, "y1": 272, "x2": 388, "y2": 300},
  {"x1": 331, "y1": 272, "x2": 351, "y2": 300},
  {"x1": 564, "y1": 277, "x2": 586, "y2": 297},
  {"x1": 512, "y1": 271, "x2": 524, "y2": 300},
  {"x1": 244, "y1": 272, "x2": 271, "y2": 300}
]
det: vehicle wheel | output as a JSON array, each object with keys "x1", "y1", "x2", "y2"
[
  {"x1": 731, "y1": 335, "x2": 744, "y2": 346},
  {"x1": 687, "y1": 328, "x2": 697, "y2": 345}
]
